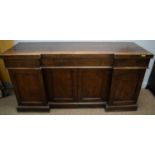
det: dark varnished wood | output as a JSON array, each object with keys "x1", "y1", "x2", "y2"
[
  {"x1": 78, "y1": 68, "x2": 111, "y2": 102},
  {"x1": 4, "y1": 59, "x2": 40, "y2": 68},
  {"x1": 109, "y1": 68, "x2": 146, "y2": 105},
  {"x1": 0, "y1": 42, "x2": 153, "y2": 112},
  {"x1": 114, "y1": 58, "x2": 150, "y2": 67},
  {"x1": 50, "y1": 102, "x2": 106, "y2": 108},
  {"x1": 8, "y1": 69, "x2": 47, "y2": 106},
  {"x1": 0, "y1": 42, "x2": 153, "y2": 55},
  {"x1": 42, "y1": 57, "x2": 113, "y2": 67},
  {"x1": 43, "y1": 68, "x2": 76, "y2": 102}
]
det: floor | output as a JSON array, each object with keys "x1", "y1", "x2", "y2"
[{"x1": 0, "y1": 89, "x2": 155, "y2": 115}]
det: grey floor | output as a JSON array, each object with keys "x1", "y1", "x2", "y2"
[{"x1": 0, "y1": 89, "x2": 155, "y2": 115}]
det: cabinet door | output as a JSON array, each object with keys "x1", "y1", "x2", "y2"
[
  {"x1": 109, "y1": 69, "x2": 146, "y2": 105},
  {"x1": 9, "y1": 69, "x2": 47, "y2": 105},
  {"x1": 43, "y1": 69, "x2": 76, "y2": 102},
  {"x1": 78, "y1": 68, "x2": 111, "y2": 102}
]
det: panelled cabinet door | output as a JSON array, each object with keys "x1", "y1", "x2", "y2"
[
  {"x1": 9, "y1": 69, "x2": 47, "y2": 105},
  {"x1": 43, "y1": 69, "x2": 77, "y2": 102},
  {"x1": 109, "y1": 69, "x2": 146, "y2": 105},
  {"x1": 78, "y1": 68, "x2": 111, "y2": 102}
]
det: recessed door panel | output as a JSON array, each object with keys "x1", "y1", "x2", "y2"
[
  {"x1": 9, "y1": 69, "x2": 46, "y2": 105},
  {"x1": 109, "y1": 69, "x2": 145, "y2": 105},
  {"x1": 78, "y1": 68, "x2": 111, "y2": 102},
  {"x1": 43, "y1": 69, "x2": 76, "y2": 102}
]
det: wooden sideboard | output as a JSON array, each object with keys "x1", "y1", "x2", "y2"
[{"x1": 0, "y1": 42, "x2": 153, "y2": 112}]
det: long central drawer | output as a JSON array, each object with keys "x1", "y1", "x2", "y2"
[{"x1": 41, "y1": 54, "x2": 113, "y2": 67}]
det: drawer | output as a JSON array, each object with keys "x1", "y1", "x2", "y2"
[
  {"x1": 4, "y1": 59, "x2": 40, "y2": 68},
  {"x1": 114, "y1": 59, "x2": 150, "y2": 67},
  {"x1": 42, "y1": 58, "x2": 113, "y2": 67}
]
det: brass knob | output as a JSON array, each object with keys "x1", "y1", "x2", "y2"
[{"x1": 141, "y1": 54, "x2": 146, "y2": 57}]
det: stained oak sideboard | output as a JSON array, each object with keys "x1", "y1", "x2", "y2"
[{"x1": 0, "y1": 42, "x2": 153, "y2": 112}]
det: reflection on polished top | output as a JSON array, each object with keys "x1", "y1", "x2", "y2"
[{"x1": 0, "y1": 42, "x2": 153, "y2": 56}]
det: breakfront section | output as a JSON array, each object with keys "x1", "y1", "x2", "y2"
[
  {"x1": 3, "y1": 56, "x2": 49, "y2": 111},
  {"x1": 42, "y1": 53, "x2": 113, "y2": 107},
  {"x1": 106, "y1": 54, "x2": 152, "y2": 111}
]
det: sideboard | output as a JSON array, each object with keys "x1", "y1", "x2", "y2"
[{"x1": 0, "y1": 42, "x2": 153, "y2": 112}]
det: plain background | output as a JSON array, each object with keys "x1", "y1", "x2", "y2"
[{"x1": 0, "y1": 1, "x2": 155, "y2": 155}]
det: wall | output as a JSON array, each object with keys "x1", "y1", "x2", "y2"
[
  {"x1": 0, "y1": 40, "x2": 14, "y2": 82},
  {"x1": 134, "y1": 41, "x2": 155, "y2": 88}
]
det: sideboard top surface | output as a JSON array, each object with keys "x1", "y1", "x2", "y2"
[{"x1": 0, "y1": 42, "x2": 153, "y2": 59}]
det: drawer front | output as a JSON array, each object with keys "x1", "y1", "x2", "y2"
[
  {"x1": 42, "y1": 58, "x2": 113, "y2": 67},
  {"x1": 4, "y1": 59, "x2": 40, "y2": 68},
  {"x1": 114, "y1": 59, "x2": 150, "y2": 67}
]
